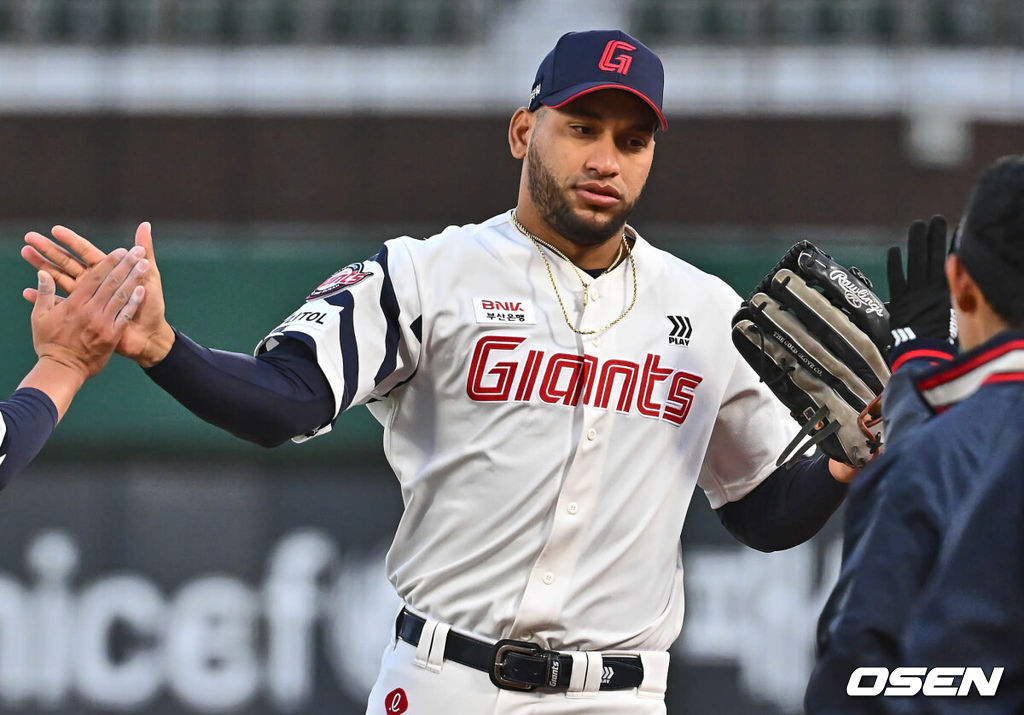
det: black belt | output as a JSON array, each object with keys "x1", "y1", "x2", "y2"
[{"x1": 396, "y1": 609, "x2": 645, "y2": 692}]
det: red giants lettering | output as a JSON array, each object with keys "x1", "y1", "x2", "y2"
[
  {"x1": 466, "y1": 335, "x2": 703, "y2": 425},
  {"x1": 540, "y1": 354, "x2": 598, "y2": 405},
  {"x1": 638, "y1": 354, "x2": 672, "y2": 417},
  {"x1": 594, "y1": 360, "x2": 638, "y2": 411},
  {"x1": 664, "y1": 371, "x2": 702, "y2": 424},
  {"x1": 467, "y1": 336, "x2": 525, "y2": 401}
]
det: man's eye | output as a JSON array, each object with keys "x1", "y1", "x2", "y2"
[{"x1": 571, "y1": 125, "x2": 592, "y2": 135}]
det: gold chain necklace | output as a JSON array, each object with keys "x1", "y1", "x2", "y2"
[{"x1": 511, "y1": 210, "x2": 638, "y2": 336}]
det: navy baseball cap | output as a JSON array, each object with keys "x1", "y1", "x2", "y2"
[{"x1": 529, "y1": 30, "x2": 667, "y2": 130}]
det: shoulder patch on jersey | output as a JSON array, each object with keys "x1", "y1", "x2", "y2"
[
  {"x1": 473, "y1": 297, "x2": 536, "y2": 325},
  {"x1": 307, "y1": 263, "x2": 373, "y2": 301}
]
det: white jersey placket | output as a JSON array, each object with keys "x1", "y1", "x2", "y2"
[{"x1": 509, "y1": 253, "x2": 624, "y2": 641}]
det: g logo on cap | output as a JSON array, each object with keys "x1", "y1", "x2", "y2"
[{"x1": 598, "y1": 40, "x2": 636, "y2": 74}]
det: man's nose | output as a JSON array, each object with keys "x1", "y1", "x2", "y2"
[{"x1": 584, "y1": 135, "x2": 620, "y2": 176}]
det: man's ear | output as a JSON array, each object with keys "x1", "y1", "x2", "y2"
[
  {"x1": 946, "y1": 253, "x2": 978, "y2": 314},
  {"x1": 508, "y1": 108, "x2": 535, "y2": 160}
]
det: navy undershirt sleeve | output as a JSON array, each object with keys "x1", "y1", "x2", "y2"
[
  {"x1": 714, "y1": 454, "x2": 847, "y2": 552},
  {"x1": 0, "y1": 388, "x2": 59, "y2": 489},
  {"x1": 143, "y1": 328, "x2": 336, "y2": 447}
]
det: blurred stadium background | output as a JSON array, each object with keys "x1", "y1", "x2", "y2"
[{"x1": 0, "y1": 1, "x2": 1021, "y2": 713}]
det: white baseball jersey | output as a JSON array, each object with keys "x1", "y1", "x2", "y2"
[{"x1": 257, "y1": 211, "x2": 797, "y2": 652}]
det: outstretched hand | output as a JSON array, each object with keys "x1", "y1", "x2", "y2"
[
  {"x1": 30, "y1": 247, "x2": 148, "y2": 380},
  {"x1": 886, "y1": 216, "x2": 956, "y2": 346},
  {"x1": 23, "y1": 222, "x2": 176, "y2": 367}
]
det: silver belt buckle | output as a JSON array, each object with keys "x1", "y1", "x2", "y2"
[{"x1": 490, "y1": 639, "x2": 551, "y2": 691}]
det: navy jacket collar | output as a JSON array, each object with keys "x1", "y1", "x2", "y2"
[{"x1": 915, "y1": 330, "x2": 1024, "y2": 413}]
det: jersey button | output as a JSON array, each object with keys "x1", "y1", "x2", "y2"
[
  {"x1": 589, "y1": 287, "x2": 600, "y2": 301},
  {"x1": 586, "y1": 428, "x2": 597, "y2": 441},
  {"x1": 591, "y1": 337, "x2": 600, "y2": 347},
  {"x1": 567, "y1": 502, "x2": 579, "y2": 515},
  {"x1": 542, "y1": 572, "x2": 555, "y2": 585}
]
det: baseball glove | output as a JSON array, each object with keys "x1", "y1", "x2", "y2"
[{"x1": 731, "y1": 241, "x2": 892, "y2": 468}]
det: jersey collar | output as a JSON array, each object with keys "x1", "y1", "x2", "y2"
[{"x1": 915, "y1": 330, "x2": 1024, "y2": 413}]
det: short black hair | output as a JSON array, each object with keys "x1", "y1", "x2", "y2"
[{"x1": 960, "y1": 155, "x2": 1024, "y2": 326}]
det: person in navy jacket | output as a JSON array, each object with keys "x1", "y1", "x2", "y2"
[{"x1": 805, "y1": 155, "x2": 1024, "y2": 713}]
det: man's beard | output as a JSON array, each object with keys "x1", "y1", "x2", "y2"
[{"x1": 527, "y1": 143, "x2": 640, "y2": 247}]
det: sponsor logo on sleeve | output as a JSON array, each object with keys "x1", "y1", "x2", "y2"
[
  {"x1": 281, "y1": 310, "x2": 329, "y2": 327},
  {"x1": 307, "y1": 263, "x2": 373, "y2": 301}
]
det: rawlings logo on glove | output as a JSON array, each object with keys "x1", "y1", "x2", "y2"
[
  {"x1": 731, "y1": 242, "x2": 891, "y2": 468},
  {"x1": 830, "y1": 268, "x2": 886, "y2": 316}
]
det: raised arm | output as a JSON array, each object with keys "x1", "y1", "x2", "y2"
[
  {"x1": 21, "y1": 223, "x2": 335, "y2": 447},
  {"x1": 1, "y1": 247, "x2": 148, "y2": 486}
]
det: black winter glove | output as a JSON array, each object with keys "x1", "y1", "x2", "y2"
[{"x1": 886, "y1": 215, "x2": 957, "y2": 347}]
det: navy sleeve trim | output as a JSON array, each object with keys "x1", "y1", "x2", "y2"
[
  {"x1": 329, "y1": 291, "x2": 360, "y2": 412},
  {"x1": 372, "y1": 245, "x2": 402, "y2": 387},
  {"x1": 715, "y1": 454, "x2": 847, "y2": 552},
  {"x1": 0, "y1": 387, "x2": 59, "y2": 488},
  {"x1": 144, "y1": 328, "x2": 335, "y2": 447}
]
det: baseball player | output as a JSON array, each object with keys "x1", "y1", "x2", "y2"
[
  {"x1": 805, "y1": 156, "x2": 1024, "y2": 712},
  {"x1": 1, "y1": 244, "x2": 147, "y2": 487},
  {"x1": 24, "y1": 31, "x2": 855, "y2": 714}
]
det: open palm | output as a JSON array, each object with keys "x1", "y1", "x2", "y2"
[{"x1": 22, "y1": 222, "x2": 175, "y2": 367}]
